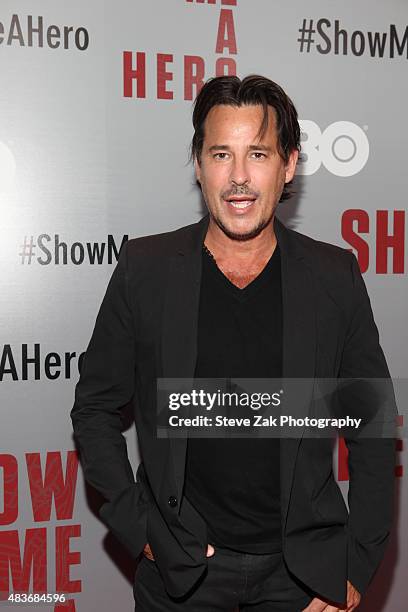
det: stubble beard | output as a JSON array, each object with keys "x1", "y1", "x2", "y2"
[{"x1": 211, "y1": 207, "x2": 276, "y2": 242}]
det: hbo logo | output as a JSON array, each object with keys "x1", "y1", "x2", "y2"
[{"x1": 297, "y1": 120, "x2": 369, "y2": 177}]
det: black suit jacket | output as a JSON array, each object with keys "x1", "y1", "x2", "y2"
[{"x1": 71, "y1": 214, "x2": 396, "y2": 605}]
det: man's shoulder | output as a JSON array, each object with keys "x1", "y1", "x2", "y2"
[
  {"x1": 280, "y1": 224, "x2": 360, "y2": 312},
  {"x1": 125, "y1": 218, "x2": 201, "y2": 260},
  {"x1": 282, "y1": 222, "x2": 354, "y2": 271}
]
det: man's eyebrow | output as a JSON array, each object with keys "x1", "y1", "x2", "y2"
[
  {"x1": 208, "y1": 145, "x2": 231, "y2": 152},
  {"x1": 248, "y1": 144, "x2": 272, "y2": 152},
  {"x1": 207, "y1": 144, "x2": 272, "y2": 152}
]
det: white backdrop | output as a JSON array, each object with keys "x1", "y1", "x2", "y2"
[{"x1": 1, "y1": 1, "x2": 407, "y2": 610}]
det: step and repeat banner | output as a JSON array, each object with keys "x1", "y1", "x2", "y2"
[{"x1": 1, "y1": 1, "x2": 407, "y2": 610}]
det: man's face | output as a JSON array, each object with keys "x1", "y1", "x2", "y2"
[{"x1": 194, "y1": 104, "x2": 298, "y2": 241}]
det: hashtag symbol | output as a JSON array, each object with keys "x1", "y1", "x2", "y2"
[
  {"x1": 19, "y1": 236, "x2": 36, "y2": 264},
  {"x1": 298, "y1": 19, "x2": 315, "y2": 52}
]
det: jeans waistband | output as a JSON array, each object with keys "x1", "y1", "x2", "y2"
[{"x1": 208, "y1": 544, "x2": 283, "y2": 558}]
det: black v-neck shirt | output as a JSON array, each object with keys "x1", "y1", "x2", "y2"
[{"x1": 184, "y1": 244, "x2": 283, "y2": 553}]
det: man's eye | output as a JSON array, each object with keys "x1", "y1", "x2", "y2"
[
  {"x1": 214, "y1": 152, "x2": 229, "y2": 160},
  {"x1": 251, "y1": 152, "x2": 266, "y2": 159}
]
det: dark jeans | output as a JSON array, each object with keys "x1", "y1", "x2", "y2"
[{"x1": 133, "y1": 547, "x2": 315, "y2": 611}]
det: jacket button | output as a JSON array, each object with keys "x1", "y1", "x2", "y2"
[{"x1": 168, "y1": 495, "x2": 178, "y2": 508}]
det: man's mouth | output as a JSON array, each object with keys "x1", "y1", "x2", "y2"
[{"x1": 224, "y1": 196, "x2": 257, "y2": 210}]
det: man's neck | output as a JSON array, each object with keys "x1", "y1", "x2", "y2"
[{"x1": 203, "y1": 217, "x2": 278, "y2": 288}]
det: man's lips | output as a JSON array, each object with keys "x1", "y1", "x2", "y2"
[
  {"x1": 223, "y1": 195, "x2": 257, "y2": 210},
  {"x1": 227, "y1": 196, "x2": 256, "y2": 201}
]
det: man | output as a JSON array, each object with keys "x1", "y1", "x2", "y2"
[{"x1": 71, "y1": 75, "x2": 396, "y2": 611}]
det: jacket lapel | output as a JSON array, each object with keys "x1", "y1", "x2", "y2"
[
  {"x1": 161, "y1": 216, "x2": 209, "y2": 505},
  {"x1": 275, "y1": 219, "x2": 317, "y2": 532}
]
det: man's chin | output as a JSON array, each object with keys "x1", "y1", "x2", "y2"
[{"x1": 213, "y1": 215, "x2": 273, "y2": 242}]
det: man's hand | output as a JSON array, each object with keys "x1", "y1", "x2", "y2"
[
  {"x1": 301, "y1": 581, "x2": 361, "y2": 612},
  {"x1": 142, "y1": 543, "x2": 155, "y2": 561},
  {"x1": 143, "y1": 543, "x2": 215, "y2": 561}
]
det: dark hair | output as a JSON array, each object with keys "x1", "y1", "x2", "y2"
[{"x1": 190, "y1": 74, "x2": 300, "y2": 201}]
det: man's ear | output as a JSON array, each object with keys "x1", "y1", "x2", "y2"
[
  {"x1": 284, "y1": 149, "x2": 299, "y2": 183},
  {"x1": 194, "y1": 157, "x2": 201, "y2": 183}
]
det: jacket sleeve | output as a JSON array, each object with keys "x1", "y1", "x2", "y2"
[
  {"x1": 339, "y1": 253, "x2": 397, "y2": 596},
  {"x1": 70, "y1": 240, "x2": 149, "y2": 558}
]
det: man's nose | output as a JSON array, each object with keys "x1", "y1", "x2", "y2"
[{"x1": 229, "y1": 158, "x2": 250, "y2": 186}]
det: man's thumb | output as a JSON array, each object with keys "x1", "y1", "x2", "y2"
[{"x1": 206, "y1": 544, "x2": 215, "y2": 557}]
